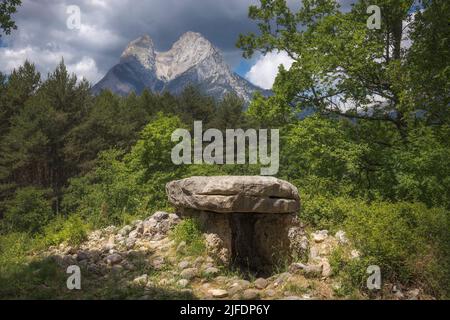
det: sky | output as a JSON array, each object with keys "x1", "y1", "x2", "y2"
[{"x1": 0, "y1": 0, "x2": 356, "y2": 90}]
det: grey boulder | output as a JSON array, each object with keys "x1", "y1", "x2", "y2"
[{"x1": 166, "y1": 176, "x2": 300, "y2": 214}]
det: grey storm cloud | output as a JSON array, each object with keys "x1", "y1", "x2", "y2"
[
  {"x1": 0, "y1": 0, "x2": 264, "y2": 82},
  {"x1": 0, "y1": 0, "x2": 358, "y2": 84}
]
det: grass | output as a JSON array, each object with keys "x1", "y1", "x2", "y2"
[
  {"x1": 283, "y1": 282, "x2": 310, "y2": 296},
  {"x1": 0, "y1": 216, "x2": 197, "y2": 300},
  {"x1": 169, "y1": 218, "x2": 206, "y2": 257}
]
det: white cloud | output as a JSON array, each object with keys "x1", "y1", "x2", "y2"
[
  {"x1": 67, "y1": 56, "x2": 103, "y2": 83},
  {"x1": 245, "y1": 51, "x2": 295, "y2": 89},
  {"x1": 0, "y1": 0, "x2": 261, "y2": 85},
  {"x1": 0, "y1": 46, "x2": 67, "y2": 75},
  {"x1": 87, "y1": 0, "x2": 108, "y2": 8},
  {"x1": 0, "y1": 45, "x2": 102, "y2": 83}
]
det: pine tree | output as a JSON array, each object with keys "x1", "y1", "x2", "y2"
[{"x1": 0, "y1": 60, "x2": 91, "y2": 214}]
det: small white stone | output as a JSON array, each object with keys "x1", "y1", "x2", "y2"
[
  {"x1": 335, "y1": 230, "x2": 349, "y2": 244},
  {"x1": 209, "y1": 289, "x2": 228, "y2": 298},
  {"x1": 320, "y1": 259, "x2": 332, "y2": 277},
  {"x1": 133, "y1": 274, "x2": 148, "y2": 286},
  {"x1": 254, "y1": 278, "x2": 269, "y2": 289},
  {"x1": 178, "y1": 260, "x2": 190, "y2": 270},
  {"x1": 180, "y1": 268, "x2": 198, "y2": 280},
  {"x1": 204, "y1": 267, "x2": 220, "y2": 276},
  {"x1": 312, "y1": 230, "x2": 328, "y2": 243},
  {"x1": 177, "y1": 279, "x2": 189, "y2": 288},
  {"x1": 350, "y1": 249, "x2": 360, "y2": 259}
]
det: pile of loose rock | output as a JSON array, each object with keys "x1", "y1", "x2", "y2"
[
  {"x1": 45, "y1": 211, "x2": 181, "y2": 277},
  {"x1": 41, "y1": 213, "x2": 425, "y2": 300},
  {"x1": 289, "y1": 230, "x2": 358, "y2": 279}
]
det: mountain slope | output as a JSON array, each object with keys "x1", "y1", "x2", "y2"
[{"x1": 93, "y1": 32, "x2": 264, "y2": 102}]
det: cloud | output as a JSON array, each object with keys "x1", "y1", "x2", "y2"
[
  {"x1": 0, "y1": 0, "x2": 263, "y2": 84},
  {"x1": 67, "y1": 56, "x2": 103, "y2": 82},
  {"x1": 0, "y1": 0, "x2": 361, "y2": 86},
  {"x1": 245, "y1": 51, "x2": 295, "y2": 90},
  {"x1": 0, "y1": 45, "x2": 103, "y2": 83}
]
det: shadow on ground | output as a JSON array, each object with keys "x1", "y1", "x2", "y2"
[{"x1": 0, "y1": 250, "x2": 197, "y2": 300}]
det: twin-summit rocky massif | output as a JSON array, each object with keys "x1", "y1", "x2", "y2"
[{"x1": 93, "y1": 31, "x2": 267, "y2": 102}]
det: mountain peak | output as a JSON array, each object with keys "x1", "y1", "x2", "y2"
[
  {"x1": 155, "y1": 31, "x2": 216, "y2": 81},
  {"x1": 177, "y1": 31, "x2": 209, "y2": 43},
  {"x1": 173, "y1": 31, "x2": 214, "y2": 52},
  {"x1": 94, "y1": 32, "x2": 264, "y2": 102},
  {"x1": 121, "y1": 34, "x2": 156, "y2": 69}
]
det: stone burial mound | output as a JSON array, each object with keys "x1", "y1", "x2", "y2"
[{"x1": 166, "y1": 176, "x2": 307, "y2": 276}]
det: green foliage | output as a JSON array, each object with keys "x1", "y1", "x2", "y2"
[
  {"x1": 0, "y1": 231, "x2": 72, "y2": 299},
  {"x1": 279, "y1": 115, "x2": 450, "y2": 209},
  {"x1": 406, "y1": 0, "x2": 450, "y2": 125},
  {"x1": 329, "y1": 247, "x2": 374, "y2": 297},
  {"x1": 279, "y1": 116, "x2": 363, "y2": 193},
  {"x1": 209, "y1": 93, "x2": 248, "y2": 130},
  {"x1": 0, "y1": 232, "x2": 64, "y2": 299},
  {"x1": 0, "y1": 60, "x2": 92, "y2": 215},
  {"x1": 170, "y1": 218, "x2": 206, "y2": 256},
  {"x1": 0, "y1": 1, "x2": 449, "y2": 298},
  {"x1": 65, "y1": 90, "x2": 151, "y2": 174},
  {"x1": 62, "y1": 114, "x2": 188, "y2": 226},
  {"x1": 0, "y1": 232, "x2": 29, "y2": 268},
  {"x1": 0, "y1": 0, "x2": 21, "y2": 37},
  {"x1": 0, "y1": 232, "x2": 32, "y2": 298},
  {"x1": 238, "y1": 0, "x2": 449, "y2": 135},
  {"x1": 388, "y1": 126, "x2": 450, "y2": 208},
  {"x1": 172, "y1": 85, "x2": 216, "y2": 126},
  {"x1": 300, "y1": 194, "x2": 355, "y2": 231},
  {"x1": 128, "y1": 113, "x2": 186, "y2": 177},
  {"x1": 62, "y1": 149, "x2": 146, "y2": 227},
  {"x1": 345, "y1": 201, "x2": 450, "y2": 297},
  {"x1": 2, "y1": 187, "x2": 53, "y2": 234},
  {"x1": 316, "y1": 197, "x2": 450, "y2": 298},
  {"x1": 246, "y1": 92, "x2": 296, "y2": 127},
  {"x1": 39, "y1": 214, "x2": 91, "y2": 247},
  {"x1": 240, "y1": 0, "x2": 449, "y2": 212}
]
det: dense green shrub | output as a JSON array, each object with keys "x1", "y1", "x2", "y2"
[
  {"x1": 0, "y1": 232, "x2": 30, "y2": 268},
  {"x1": 389, "y1": 126, "x2": 450, "y2": 208},
  {"x1": 2, "y1": 187, "x2": 53, "y2": 234},
  {"x1": 296, "y1": 188, "x2": 450, "y2": 298},
  {"x1": 309, "y1": 196, "x2": 450, "y2": 298},
  {"x1": 300, "y1": 194, "x2": 356, "y2": 231},
  {"x1": 127, "y1": 113, "x2": 186, "y2": 178},
  {"x1": 344, "y1": 201, "x2": 450, "y2": 297},
  {"x1": 62, "y1": 147, "x2": 152, "y2": 227},
  {"x1": 40, "y1": 214, "x2": 91, "y2": 247}
]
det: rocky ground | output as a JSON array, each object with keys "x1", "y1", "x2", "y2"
[{"x1": 40, "y1": 211, "x2": 427, "y2": 300}]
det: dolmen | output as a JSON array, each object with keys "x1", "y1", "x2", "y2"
[{"x1": 166, "y1": 176, "x2": 306, "y2": 274}]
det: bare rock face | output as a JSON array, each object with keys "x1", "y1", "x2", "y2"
[
  {"x1": 93, "y1": 32, "x2": 265, "y2": 103},
  {"x1": 166, "y1": 176, "x2": 303, "y2": 275}
]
